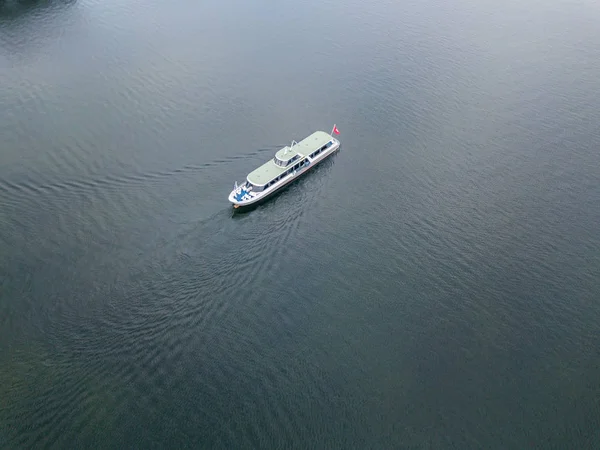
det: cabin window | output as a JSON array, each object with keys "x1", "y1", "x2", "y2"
[
  {"x1": 284, "y1": 155, "x2": 298, "y2": 166},
  {"x1": 274, "y1": 157, "x2": 290, "y2": 167}
]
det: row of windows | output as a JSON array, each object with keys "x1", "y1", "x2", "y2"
[
  {"x1": 261, "y1": 140, "x2": 333, "y2": 190},
  {"x1": 264, "y1": 158, "x2": 310, "y2": 189},
  {"x1": 273, "y1": 154, "x2": 300, "y2": 167},
  {"x1": 309, "y1": 141, "x2": 333, "y2": 159}
]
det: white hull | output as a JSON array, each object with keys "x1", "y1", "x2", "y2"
[{"x1": 228, "y1": 138, "x2": 340, "y2": 207}]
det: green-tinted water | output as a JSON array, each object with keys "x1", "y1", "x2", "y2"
[{"x1": 1, "y1": 0, "x2": 600, "y2": 447}]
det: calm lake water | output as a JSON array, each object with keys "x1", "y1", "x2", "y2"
[{"x1": 1, "y1": 0, "x2": 600, "y2": 447}]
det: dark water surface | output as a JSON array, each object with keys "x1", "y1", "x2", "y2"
[{"x1": 2, "y1": 0, "x2": 600, "y2": 447}]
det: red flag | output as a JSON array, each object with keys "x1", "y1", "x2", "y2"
[{"x1": 333, "y1": 125, "x2": 340, "y2": 135}]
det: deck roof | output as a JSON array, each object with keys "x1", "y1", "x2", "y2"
[{"x1": 247, "y1": 131, "x2": 333, "y2": 186}]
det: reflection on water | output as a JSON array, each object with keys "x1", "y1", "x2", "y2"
[
  {"x1": 0, "y1": 0, "x2": 78, "y2": 62},
  {"x1": 0, "y1": 0, "x2": 76, "y2": 19}
]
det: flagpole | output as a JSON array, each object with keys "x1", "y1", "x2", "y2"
[{"x1": 331, "y1": 124, "x2": 336, "y2": 136}]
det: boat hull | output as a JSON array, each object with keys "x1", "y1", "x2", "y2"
[{"x1": 229, "y1": 139, "x2": 340, "y2": 208}]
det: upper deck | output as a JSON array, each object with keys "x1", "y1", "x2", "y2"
[
  {"x1": 247, "y1": 131, "x2": 334, "y2": 186},
  {"x1": 275, "y1": 131, "x2": 333, "y2": 160}
]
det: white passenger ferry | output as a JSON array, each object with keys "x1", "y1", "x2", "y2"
[{"x1": 228, "y1": 126, "x2": 341, "y2": 208}]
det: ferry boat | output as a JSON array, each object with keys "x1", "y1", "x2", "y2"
[{"x1": 228, "y1": 126, "x2": 341, "y2": 208}]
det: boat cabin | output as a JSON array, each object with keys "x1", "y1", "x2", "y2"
[{"x1": 244, "y1": 131, "x2": 336, "y2": 192}]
